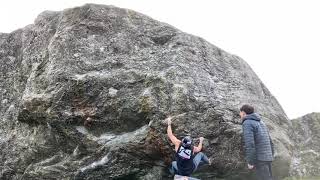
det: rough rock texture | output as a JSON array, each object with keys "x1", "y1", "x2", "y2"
[
  {"x1": 290, "y1": 113, "x2": 320, "y2": 177},
  {"x1": 0, "y1": 4, "x2": 293, "y2": 180}
]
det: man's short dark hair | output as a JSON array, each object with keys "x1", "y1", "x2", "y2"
[{"x1": 240, "y1": 104, "x2": 254, "y2": 114}]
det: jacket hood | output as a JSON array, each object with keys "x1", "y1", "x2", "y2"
[{"x1": 242, "y1": 113, "x2": 261, "y2": 123}]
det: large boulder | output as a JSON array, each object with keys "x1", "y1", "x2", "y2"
[
  {"x1": 0, "y1": 4, "x2": 293, "y2": 179},
  {"x1": 290, "y1": 112, "x2": 320, "y2": 177}
]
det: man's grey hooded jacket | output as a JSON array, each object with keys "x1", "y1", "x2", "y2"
[{"x1": 242, "y1": 113, "x2": 274, "y2": 165}]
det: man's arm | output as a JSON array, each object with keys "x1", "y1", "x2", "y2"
[
  {"x1": 269, "y1": 134, "x2": 275, "y2": 157},
  {"x1": 166, "y1": 117, "x2": 181, "y2": 148},
  {"x1": 193, "y1": 137, "x2": 204, "y2": 153},
  {"x1": 242, "y1": 122, "x2": 256, "y2": 166}
]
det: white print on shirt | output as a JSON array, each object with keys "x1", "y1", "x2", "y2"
[{"x1": 178, "y1": 146, "x2": 192, "y2": 160}]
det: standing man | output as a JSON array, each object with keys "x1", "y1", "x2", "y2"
[
  {"x1": 166, "y1": 116, "x2": 211, "y2": 177},
  {"x1": 240, "y1": 104, "x2": 274, "y2": 180}
]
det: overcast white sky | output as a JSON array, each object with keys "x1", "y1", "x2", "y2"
[{"x1": 1, "y1": 0, "x2": 319, "y2": 119}]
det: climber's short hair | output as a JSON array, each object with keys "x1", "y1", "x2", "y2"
[{"x1": 240, "y1": 104, "x2": 254, "y2": 114}]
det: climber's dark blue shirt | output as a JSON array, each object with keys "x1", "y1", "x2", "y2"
[{"x1": 176, "y1": 144, "x2": 195, "y2": 176}]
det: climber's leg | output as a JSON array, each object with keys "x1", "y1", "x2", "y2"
[
  {"x1": 169, "y1": 161, "x2": 178, "y2": 175},
  {"x1": 193, "y1": 152, "x2": 210, "y2": 172}
]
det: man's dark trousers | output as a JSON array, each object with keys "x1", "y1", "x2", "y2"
[{"x1": 256, "y1": 161, "x2": 273, "y2": 180}]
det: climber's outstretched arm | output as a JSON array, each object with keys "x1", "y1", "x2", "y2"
[{"x1": 166, "y1": 116, "x2": 181, "y2": 150}]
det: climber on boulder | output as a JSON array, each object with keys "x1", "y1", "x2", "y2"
[{"x1": 165, "y1": 116, "x2": 211, "y2": 177}]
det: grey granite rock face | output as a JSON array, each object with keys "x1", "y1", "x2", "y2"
[
  {"x1": 290, "y1": 113, "x2": 320, "y2": 177},
  {"x1": 0, "y1": 4, "x2": 293, "y2": 179}
]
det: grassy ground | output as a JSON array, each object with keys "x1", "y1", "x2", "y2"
[{"x1": 283, "y1": 177, "x2": 320, "y2": 180}]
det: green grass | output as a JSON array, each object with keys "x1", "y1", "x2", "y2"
[{"x1": 283, "y1": 177, "x2": 320, "y2": 180}]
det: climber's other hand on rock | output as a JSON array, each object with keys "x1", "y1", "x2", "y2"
[{"x1": 166, "y1": 116, "x2": 172, "y2": 125}]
